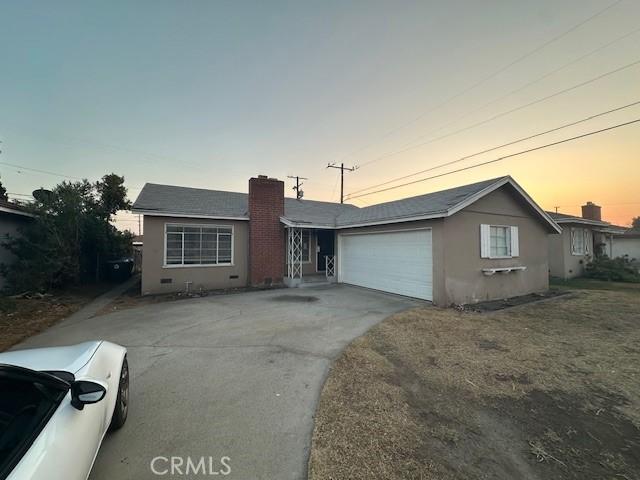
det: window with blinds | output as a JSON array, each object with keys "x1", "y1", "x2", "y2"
[{"x1": 165, "y1": 224, "x2": 233, "y2": 266}]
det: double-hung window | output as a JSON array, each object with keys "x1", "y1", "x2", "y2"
[
  {"x1": 490, "y1": 226, "x2": 511, "y2": 258},
  {"x1": 165, "y1": 224, "x2": 233, "y2": 266},
  {"x1": 571, "y1": 228, "x2": 590, "y2": 256},
  {"x1": 480, "y1": 224, "x2": 519, "y2": 259}
]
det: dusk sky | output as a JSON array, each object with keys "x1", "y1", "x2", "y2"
[{"x1": 0, "y1": 0, "x2": 638, "y2": 232}]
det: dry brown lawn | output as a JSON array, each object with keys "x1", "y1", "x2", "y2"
[
  {"x1": 0, "y1": 284, "x2": 110, "y2": 352},
  {"x1": 309, "y1": 289, "x2": 640, "y2": 480}
]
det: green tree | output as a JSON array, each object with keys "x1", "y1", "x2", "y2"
[
  {"x1": 0, "y1": 176, "x2": 7, "y2": 201},
  {"x1": 1, "y1": 174, "x2": 133, "y2": 292}
]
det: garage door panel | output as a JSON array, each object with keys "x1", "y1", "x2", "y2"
[{"x1": 339, "y1": 230, "x2": 432, "y2": 301}]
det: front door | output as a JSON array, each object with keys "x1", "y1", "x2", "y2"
[{"x1": 316, "y1": 230, "x2": 334, "y2": 272}]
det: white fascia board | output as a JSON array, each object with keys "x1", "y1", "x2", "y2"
[
  {"x1": 133, "y1": 209, "x2": 249, "y2": 221},
  {"x1": 283, "y1": 212, "x2": 448, "y2": 229},
  {"x1": 446, "y1": 176, "x2": 562, "y2": 234},
  {"x1": 334, "y1": 212, "x2": 446, "y2": 229},
  {"x1": 0, "y1": 206, "x2": 37, "y2": 218},
  {"x1": 555, "y1": 218, "x2": 613, "y2": 227},
  {"x1": 280, "y1": 217, "x2": 334, "y2": 229}
]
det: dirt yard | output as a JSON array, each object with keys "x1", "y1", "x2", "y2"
[
  {"x1": 0, "y1": 284, "x2": 111, "y2": 352},
  {"x1": 309, "y1": 288, "x2": 640, "y2": 480}
]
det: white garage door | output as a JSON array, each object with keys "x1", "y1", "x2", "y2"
[{"x1": 338, "y1": 229, "x2": 432, "y2": 301}]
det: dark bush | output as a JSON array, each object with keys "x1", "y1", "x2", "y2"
[{"x1": 585, "y1": 256, "x2": 640, "y2": 283}]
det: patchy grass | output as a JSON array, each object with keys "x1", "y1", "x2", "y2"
[
  {"x1": 551, "y1": 276, "x2": 640, "y2": 292},
  {"x1": 0, "y1": 283, "x2": 111, "y2": 352},
  {"x1": 309, "y1": 290, "x2": 640, "y2": 480}
]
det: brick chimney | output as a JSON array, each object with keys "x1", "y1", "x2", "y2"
[
  {"x1": 248, "y1": 176, "x2": 285, "y2": 286},
  {"x1": 581, "y1": 201, "x2": 601, "y2": 221}
]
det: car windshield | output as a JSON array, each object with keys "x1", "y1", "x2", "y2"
[{"x1": 0, "y1": 376, "x2": 67, "y2": 476}]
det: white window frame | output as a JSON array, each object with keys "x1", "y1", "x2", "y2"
[
  {"x1": 163, "y1": 223, "x2": 234, "y2": 268},
  {"x1": 481, "y1": 224, "x2": 519, "y2": 259},
  {"x1": 571, "y1": 227, "x2": 590, "y2": 256}
]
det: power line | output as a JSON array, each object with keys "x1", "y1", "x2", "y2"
[
  {"x1": 336, "y1": 0, "x2": 623, "y2": 164},
  {"x1": 3, "y1": 126, "x2": 207, "y2": 170},
  {"x1": 0, "y1": 161, "x2": 83, "y2": 181},
  {"x1": 0, "y1": 160, "x2": 143, "y2": 192},
  {"x1": 346, "y1": 99, "x2": 640, "y2": 197},
  {"x1": 345, "y1": 118, "x2": 640, "y2": 201},
  {"x1": 357, "y1": 26, "x2": 640, "y2": 169},
  {"x1": 355, "y1": 57, "x2": 640, "y2": 168}
]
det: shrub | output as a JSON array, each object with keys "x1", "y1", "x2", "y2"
[{"x1": 585, "y1": 256, "x2": 640, "y2": 283}]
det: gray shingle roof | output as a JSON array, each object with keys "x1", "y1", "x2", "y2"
[
  {"x1": 546, "y1": 211, "x2": 611, "y2": 226},
  {"x1": 133, "y1": 183, "x2": 358, "y2": 225},
  {"x1": 335, "y1": 177, "x2": 504, "y2": 226},
  {"x1": 283, "y1": 198, "x2": 358, "y2": 226},
  {"x1": 133, "y1": 176, "x2": 535, "y2": 228},
  {"x1": 133, "y1": 184, "x2": 249, "y2": 218}
]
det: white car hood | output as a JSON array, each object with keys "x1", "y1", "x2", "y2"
[{"x1": 0, "y1": 341, "x2": 102, "y2": 374}]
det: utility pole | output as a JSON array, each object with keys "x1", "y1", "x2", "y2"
[
  {"x1": 287, "y1": 175, "x2": 308, "y2": 200},
  {"x1": 327, "y1": 163, "x2": 356, "y2": 203},
  {"x1": 554, "y1": 206, "x2": 560, "y2": 213}
]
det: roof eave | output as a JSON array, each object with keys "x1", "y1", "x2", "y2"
[
  {"x1": 132, "y1": 208, "x2": 249, "y2": 221},
  {"x1": 0, "y1": 206, "x2": 37, "y2": 218},
  {"x1": 446, "y1": 176, "x2": 562, "y2": 234}
]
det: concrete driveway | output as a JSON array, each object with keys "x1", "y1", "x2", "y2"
[{"x1": 17, "y1": 284, "x2": 419, "y2": 479}]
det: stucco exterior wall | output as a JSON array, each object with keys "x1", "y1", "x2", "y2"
[
  {"x1": 612, "y1": 236, "x2": 640, "y2": 262},
  {"x1": 442, "y1": 186, "x2": 551, "y2": 304},
  {"x1": 141, "y1": 215, "x2": 249, "y2": 295},
  {"x1": 548, "y1": 223, "x2": 597, "y2": 279},
  {"x1": 548, "y1": 232, "x2": 565, "y2": 278},
  {"x1": 0, "y1": 213, "x2": 30, "y2": 290},
  {"x1": 335, "y1": 186, "x2": 552, "y2": 305}
]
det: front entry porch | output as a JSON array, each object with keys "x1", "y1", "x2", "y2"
[{"x1": 284, "y1": 227, "x2": 336, "y2": 287}]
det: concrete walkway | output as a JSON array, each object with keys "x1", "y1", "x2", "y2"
[
  {"x1": 16, "y1": 284, "x2": 419, "y2": 480},
  {"x1": 61, "y1": 274, "x2": 140, "y2": 327}
]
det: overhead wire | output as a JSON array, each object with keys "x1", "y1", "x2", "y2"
[
  {"x1": 346, "y1": 99, "x2": 640, "y2": 197},
  {"x1": 335, "y1": 0, "x2": 624, "y2": 164},
  {"x1": 345, "y1": 118, "x2": 640, "y2": 200}
]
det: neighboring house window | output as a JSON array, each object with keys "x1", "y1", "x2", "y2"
[
  {"x1": 571, "y1": 227, "x2": 591, "y2": 256},
  {"x1": 165, "y1": 224, "x2": 233, "y2": 266},
  {"x1": 480, "y1": 224, "x2": 519, "y2": 259}
]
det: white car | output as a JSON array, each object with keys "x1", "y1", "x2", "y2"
[{"x1": 0, "y1": 341, "x2": 129, "y2": 480}]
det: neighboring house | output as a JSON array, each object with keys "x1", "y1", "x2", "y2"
[
  {"x1": 610, "y1": 230, "x2": 640, "y2": 266},
  {"x1": 0, "y1": 200, "x2": 35, "y2": 289},
  {"x1": 547, "y1": 202, "x2": 626, "y2": 280},
  {"x1": 132, "y1": 175, "x2": 560, "y2": 305}
]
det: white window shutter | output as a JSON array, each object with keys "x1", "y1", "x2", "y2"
[
  {"x1": 510, "y1": 226, "x2": 519, "y2": 257},
  {"x1": 570, "y1": 228, "x2": 576, "y2": 254},
  {"x1": 480, "y1": 224, "x2": 490, "y2": 258}
]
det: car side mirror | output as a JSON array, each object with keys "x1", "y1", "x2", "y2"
[{"x1": 71, "y1": 380, "x2": 107, "y2": 410}]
